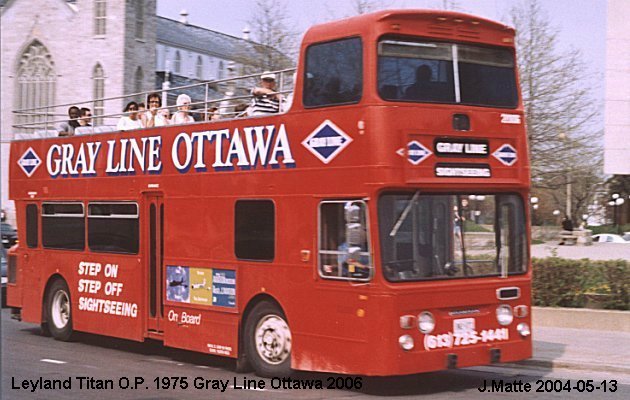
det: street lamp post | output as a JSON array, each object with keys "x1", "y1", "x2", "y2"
[
  {"x1": 609, "y1": 194, "x2": 625, "y2": 234},
  {"x1": 468, "y1": 195, "x2": 485, "y2": 224},
  {"x1": 531, "y1": 196, "x2": 539, "y2": 226}
]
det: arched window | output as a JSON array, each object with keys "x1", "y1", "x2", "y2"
[
  {"x1": 135, "y1": 0, "x2": 144, "y2": 39},
  {"x1": 15, "y1": 40, "x2": 56, "y2": 132},
  {"x1": 174, "y1": 51, "x2": 181, "y2": 74},
  {"x1": 134, "y1": 66, "x2": 144, "y2": 97},
  {"x1": 218, "y1": 60, "x2": 224, "y2": 80},
  {"x1": 94, "y1": 0, "x2": 107, "y2": 36},
  {"x1": 196, "y1": 56, "x2": 203, "y2": 79},
  {"x1": 93, "y1": 64, "x2": 105, "y2": 125}
]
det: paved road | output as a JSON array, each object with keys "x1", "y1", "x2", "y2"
[
  {"x1": 531, "y1": 242, "x2": 630, "y2": 260},
  {"x1": 2, "y1": 310, "x2": 629, "y2": 399}
]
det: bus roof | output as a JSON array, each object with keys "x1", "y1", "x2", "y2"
[{"x1": 302, "y1": 9, "x2": 515, "y2": 46}]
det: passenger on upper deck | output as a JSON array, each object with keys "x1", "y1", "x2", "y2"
[
  {"x1": 143, "y1": 93, "x2": 170, "y2": 128},
  {"x1": 404, "y1": 65, "x2": 433, "y2": 100},
  {"x1": 117, "y1": 101, "x2": 143, "y2": 131},
  {"x1": 55, "y1": 106, "x2": 81, "y2": 137},
  {"x1": 170, "y1": 94, "x2": 195, "y2": 125},
  {"x1": 206, "y1": 106, "x2": 221, "y2": 121},
  {"x1": 79, "y1": 108, "x2": 92, "y2": 127},
  {"x1": 234, "y1": 103, "x2": 249, "y2": 118},
  {"x1": 250, "y1": 72, "x2": 281, "y2": 115}
]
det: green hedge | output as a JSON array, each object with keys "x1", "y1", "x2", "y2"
[{"x1": 532, "y1": 258, "x2": 629, "y2": 310}]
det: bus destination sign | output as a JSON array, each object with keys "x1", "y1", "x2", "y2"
[
  {"x1": 435, "y1": 163, "x2": 492, "y2": 178},
  {"x1": 434, "y1": 138, "x2": 489, "y2": 158}
]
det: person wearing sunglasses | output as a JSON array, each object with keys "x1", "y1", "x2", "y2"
[
  {"x1": 117, "y1": 101, "x2": 144, "y2": 131},
  {"x1": 143, "y1": 93, "x2": 170, "y2": 128},
  {"x1": 250, "y1": 71, "x2": 282, "y2": 116}
]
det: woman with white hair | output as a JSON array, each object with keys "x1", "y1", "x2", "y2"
[{"x1": 170, "y1": 94, "x2": 195, "y2": 125}]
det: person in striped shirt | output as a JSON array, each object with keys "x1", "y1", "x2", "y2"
[{"x1": 250, "y1": 72, "x2": 282, "y2": 115}]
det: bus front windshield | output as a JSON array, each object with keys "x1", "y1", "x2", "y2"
[
  {"x1": 378, "y1": 37, "x2": 518, "y2": 108},
  {"x1": 378, "y1": 193, "x2": 527, "y2": 282}
]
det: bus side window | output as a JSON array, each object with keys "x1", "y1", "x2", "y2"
[
  {"x1": 235, "y1": 200, "x2": 275, "y2": 261},
  {"x1": 88, "y1": 202, "x2": 139, "y2": 254},
  {"x1": 42, "y1": 203, "x2": 85, "y2": 251},
  {"x1": 303, "y1": 37, "x2": 363, "y2": 108},
  {"x1": 318, "y1": 201, "x2": 371, "y2": 281},
  {"x1": 26, "y1": 204, "x2": 38, "y2": 248}
]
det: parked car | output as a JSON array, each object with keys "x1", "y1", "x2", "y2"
[
  {"x1": 592, "y1": 233, "x2": 630, "y2": 244},
  {"x1": 1, "y1": 222, "x2": 17, "y2": 249}
]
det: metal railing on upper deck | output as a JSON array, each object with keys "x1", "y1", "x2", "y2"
[{"x1": 11, "y1": 67, "x2": 296, "y2": 140}]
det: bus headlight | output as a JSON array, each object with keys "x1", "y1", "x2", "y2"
[
  {"x1": 398, "y1": 334, "x2": 414, "y2": 351},
  {"x1": 517, "y1": 323, "x2": 531, "y2": 337},
  {"x1": 496, "y1": 305, "x2": 513, "y2": 326},
  {"x1": 418, "y1": 311, "x2": 435, "y2": 334},
  {"x1": 400, "y1": 315, "x2": 415, "y2": 329}
]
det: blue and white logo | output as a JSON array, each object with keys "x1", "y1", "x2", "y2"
[
  {"x1": 407, "y1": 140, "x2": 432, "y2": 165},
  {"x1": 493, "y1": 144, "x2": 518, "y2": 166},
  {"x1": 302, "y1": 120, "x2": 353, "y2": 164},
  {"x1": 17, "y1": 147, "x2": 42, "y2": 177}
]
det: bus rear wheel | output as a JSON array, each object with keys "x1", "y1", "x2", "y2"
[
  {"x1": 45, "y1": 279, "x2": 74, "y2": 341},
  {"x1": 244, "y1": 301, "x2": 292, "y2": 377}
]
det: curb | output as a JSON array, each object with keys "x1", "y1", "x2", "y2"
[{"x1": 533, "y1": 307, "x2": 630, "y2": 332}]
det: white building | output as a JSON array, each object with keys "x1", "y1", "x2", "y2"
[{"x1": 604, "y1": 0, "x2": 630, "y2": 175}]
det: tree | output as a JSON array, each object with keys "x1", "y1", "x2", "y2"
[
  {"x1": 349, "y1": 0, "x2": 383, "y2": 14},
  {"x1": 247, "y1": 0, "x2": 299, "y2": 70},
  {"x1": 324, "y1": 0, "x2": 393, "y2": 19},
  {"x1": 509, "y1": 0, "x2": 603, "y2": 222}
]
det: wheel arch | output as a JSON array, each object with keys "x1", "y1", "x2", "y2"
[
  {"x1": 237, "y1": 293, "x2": 287, "y2": 368},
  {"x1": 41, "y1": 273, "x2": 67, "y2": 324}
]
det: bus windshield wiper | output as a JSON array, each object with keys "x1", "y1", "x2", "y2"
[{"x1": 389, "y1": 191, "x2": 420, "y2": 237}]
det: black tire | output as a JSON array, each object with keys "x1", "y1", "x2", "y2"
[
  {"x1": 244, "y1": 301, "x2": 292, "y2": 378},
  {"x1": 45, "y1": 279, "x2": 74, "y2": 341},
  {"x1": 40, "y1": 321, "x2": 51, "y2": 337}
]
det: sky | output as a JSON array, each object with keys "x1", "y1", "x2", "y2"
[{"x1": 161, "y1": 0, "x2": 607, "y2": 124}]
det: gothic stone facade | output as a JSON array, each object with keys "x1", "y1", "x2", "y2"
[{"x1": 0, "y1": 0, "x2": 156, "y2": 220}]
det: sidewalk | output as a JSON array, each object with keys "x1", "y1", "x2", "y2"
[
  {"x1": 530, "y1": 241, "x2": 630, "y2": 260},
  {"x1": 521, "y1": 307, "x2": 630, "y2": 374},
  {"x1": 517, "y1": 326, "x2": 630, "y2": 374}
]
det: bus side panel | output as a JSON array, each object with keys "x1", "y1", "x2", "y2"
[
  {"x1": 34, "y1": 252, "x2": 145, "y2": 342},
  {"x1": 15, "y1": 202, "x2": 44, "y2": 323},
  {"x1": 71, "y1": 254, "x2": 145, "y2": 341},
  {"x1": 287, "y1": 283, "x2": 372, "y2": 374},
  {"x1": 163, "y1": 306, "x2": 239, "y2": 358}
]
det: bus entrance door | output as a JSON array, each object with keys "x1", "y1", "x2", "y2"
[{"x1": 145, "y1": 194, "x2": 164, "y2": 336}]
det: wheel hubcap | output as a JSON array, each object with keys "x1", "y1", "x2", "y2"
[
  {"x1": 255, "y1": 314, "x2": 291, "y2": 365},
  {"x1": 51, "y1": 290, "x2": 70, "y2": 329}
]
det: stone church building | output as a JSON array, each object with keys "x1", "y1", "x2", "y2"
[{"x1": 0, "y1": 0, "x2": 287, "y2": 222}]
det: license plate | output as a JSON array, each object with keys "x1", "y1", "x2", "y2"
[{"x1": 453, "y1": 318, "x2": 476, "y2": 334}]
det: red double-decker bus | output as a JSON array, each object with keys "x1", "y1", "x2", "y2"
[{"x1": 7, "y1": 9, "x2": 531, "y2": 377}]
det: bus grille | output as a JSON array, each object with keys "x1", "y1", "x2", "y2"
[{"x1": 8, "y1": 254, "x2": 17, "y2": 284}]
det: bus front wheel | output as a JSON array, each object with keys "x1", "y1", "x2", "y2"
[
  {"x1": 45, "y1": 279, "x2": 74, "y2": 341},
  {"x1": 244, "y1": 301, "x2": 292, "y2": 377}
]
